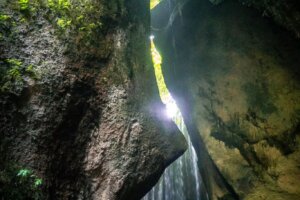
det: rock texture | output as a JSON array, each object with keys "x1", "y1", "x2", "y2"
[
  {"x1": 209, "y1": 0, "x2": 300, "y2": 38},
  {"x1": 0, "y1": 0, "x2": 186, "y2": 199},
  {"x1": 152, "y1": 0, "x2": 300, "y2": 199}
]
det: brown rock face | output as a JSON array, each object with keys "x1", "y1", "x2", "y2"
[
  {"x1": 152, "y1": 0, "x2": 300, "y2": 199},
  {"x1": 0, "y1": 0, "x2": 186, "y2": 199}
]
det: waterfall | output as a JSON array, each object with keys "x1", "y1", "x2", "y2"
[
  {"x1": 142, "y1": 113, "x2": 202, "y2": 200},
  {"x1": 143, "y1": 38, "x2": 202, "y2": 200}
]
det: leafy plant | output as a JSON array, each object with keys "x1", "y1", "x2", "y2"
[
  {"x1": 0, "y1": 14, "x2": 10, "y2": 21},
  {"x1": 6, "y1": 58, "x2": 23, "y2": 81},
  {"x1": 17, "y1": 168, "x2": 43, "y2": 188},
  {"x1": 15, "y1": 0, "x2": 40, "y2": 18},
  {"x1": 0, "y1": 14, "x2": 12, "y2": 32},
  {"x1": 6, "y1": 58, "x2": 22, "y2": 66},
  {"x1": 18, "y1": 0, "x2": 30, "y2": 11},
  {"x1": 0, "y1": 58, "x2": 38, "y2": 93},
  {"x1": 45, "y1": 0, "x2": 103, "y2": 47},
  {"x1": 0, "y1": 164, "x2": 43, "y2": 199},
  {"x1": 0, "y1": 13, "x2": 14, "y2": 41},
  {"x1": 57, "y1": 18, "x2": 71, "y2": 29},
  {"x1": 34, "y1": 178, "x2": 43, "y2": 188},
  {"x1": 48, "y1": 0, "x2": 71, "y2": 10},
  {"x1": 17, "y1": 169, "x2": 31, "y2": 177}
]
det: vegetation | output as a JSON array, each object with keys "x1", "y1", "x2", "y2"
[
  {"x1": 0, "y1": 14, "x2": 10, "y2": 21},
  {"x1": 18, "y1": 0, "x2": 30, "y2": 11},
  {"x1": 0, "y1": 0, "x2": 108, "y2": 93},
  {"x1": 1, "y1": 0, "x2": 104, "y2": 47},
  {"x1": 0, "y1": 58, "x2": 38, "y2": 93},
  {"x1": 16, "y1": 0, "x2": 104, "y2": 37},
  {"x1": 0, "y1": 13, "x2": 12, "y2": 40},
  {"x1": 0, "y1": 164, "x2": 43, "y2": 199},
  {"x1": 45, "y1": 0, "x2": 103, "y2": 46}
]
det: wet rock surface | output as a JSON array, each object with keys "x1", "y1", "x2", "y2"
[
  {"x1": 152, "y1": 0, "x2": 300, "y2": 199},
  {"x1": 0, "y1": 0, "x2": 186, "y2": 199}
]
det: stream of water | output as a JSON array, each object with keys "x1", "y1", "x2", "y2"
[
  {"x1": 143, "y1": 114, "x2": 202, "y2": 200},
  {"x1": 144, "y1": 4, "x2": 203, "y2": 197}
]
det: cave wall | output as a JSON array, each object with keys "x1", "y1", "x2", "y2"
[
  {"x1": 209, "y1": 0, "x2": 300, "y2": 38},
  {"x1": 0, "y1": 0, "x2": 187, "y2": 199},
  {"x1": 152, "y1": 0, "x2": 300, "y2": 199}
]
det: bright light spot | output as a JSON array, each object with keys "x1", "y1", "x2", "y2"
[
  {"x1": 166, "y1": 101, "x2": 179, "y2": 118},
  {"x1": 150, "y1": 35, "x2": 155, "y2": 40},
  {"x1": 150, "y1": 0, "x2": 161, "y2": 10},
  {"x1": 150, "y1": 39, "x2": 182, "y2": 122}
]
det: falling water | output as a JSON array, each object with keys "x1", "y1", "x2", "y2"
[
  {"x1": 142, "y1": 112, "x2": 202, "y2": 200},
  {"x1": 143, "y1": 37, "x2": 202, "y2": 200}
]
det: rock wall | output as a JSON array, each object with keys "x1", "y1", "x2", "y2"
[
  {"x1": 0, "y1": 0, "x2": 186, "y2": 199},
  {"x1": 152, "y1": 0, "x2": 300, "y2": 199},
  {"x1": 209, "y1": 0, "x2": 300, "y2": 38}
]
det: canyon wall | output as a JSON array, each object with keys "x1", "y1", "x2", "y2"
[
  {"x1": 0, "y1": 0, "x2": 186, "y2": 199},
  {"x1": 152, "y1": 0, "x2": 300, "y2": 199}
]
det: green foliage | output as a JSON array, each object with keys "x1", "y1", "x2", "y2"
[
  {"x1": 0, "y1": 14, "x2": 10, "y2": 21},
  {"x1": 17, "y1": 168, "x2": 43, "y2": 188},
  {"x1": 0, "y1": 58, "x2": 38, "y2": 93},
  {"x1": 8, "y1": 66, "x2": 22, "y2": 80},
  {"x1": 17, "y1": 0, "x2": 39, "y2": 14},
  {"x1": 6, "y1": 58, "x2": 22, "y2": 67},
  {"x1": 25, "y1": 64, "x2": 38, "y2": 79},
  {"x1": 0, "y1": 164, "x2": 43, "y2": 199},
  {"x1": 0, "y1": 13, "x2": 12, "y2": 32},
  {"x1": 18, "y1": 0, "x2": 30, "y2": 11},
  {"x1": 48, "y1": 0, "x2": 71, "y2": 10},
  {"x1": 5, "y1": 59, "x2": 23, "y2": 82},
  {"x1": 2, "y1": 0, "x2": 106, "y2": 56},
  {"x1": 45, "y1": 0, "x2": 103, "y2": 45},
  {"x1": 0, "y1": 14, "x2": 11, "y2": 40},
  {"x1": 34, "y1": 178, "x2": 43, "y2": 187},
  {"x1": 57, "y1": 18, "x2": 71, "y2": 29},
  {"x1": 6, "y1": 58, "x2": 23, "y2": 79},
  {"x1": 17, "y1": 169, "x2": 31, "y2": 177}
]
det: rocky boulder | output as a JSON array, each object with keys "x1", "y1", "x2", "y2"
[{"x1": 0, "y1": 0, "x2": 186, "y2": 199}]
